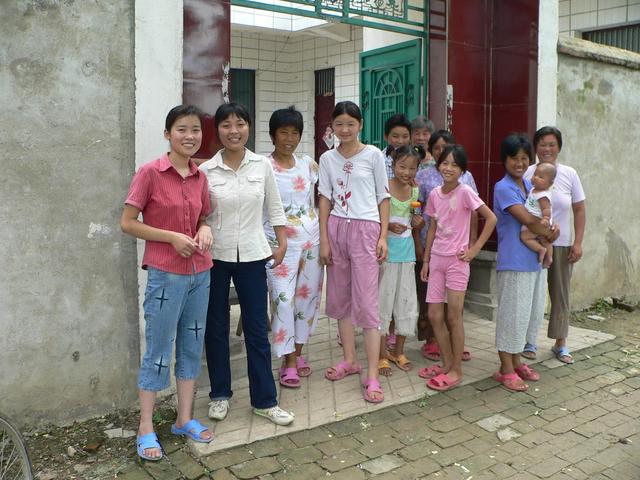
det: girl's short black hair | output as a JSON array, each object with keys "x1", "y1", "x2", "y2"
[
  {"x1": 331, "y1": 101, "x2": 362, "y2": 122},
  {"x1": 500, "y1": 133, "x2": 533, "y2": 164},
  {"x1": 427, "y1": 129, "x2": 456, "y2": 154},
  {"x1": 165, "y1": 105, "x2": 203, "y2": 131},
  {"x1": 214, "y1": 102, "x2": 252, "y2": 129},
  {"x1": 533, "y1": 126, "x2": 563, "y2": 151},
  {"x1": 387, "y1": 144, "x2": 424, "y2": 167},
  {"x1": 384, "y1": 113, "x2": 411, "y2": 136},
  {"x1": 269, "y1": 106, "x2": 303, "y2": 137},
  {"x1": 437, "y1": 144, "x2": 468, "y2": 172}
]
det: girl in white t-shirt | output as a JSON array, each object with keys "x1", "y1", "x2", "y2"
[
  {"x1": 520, "y1": 162, "x2": 556, "y2": 268},
  {"x1": 318, "y1": 101, "x2": 390, "y2": 404}
]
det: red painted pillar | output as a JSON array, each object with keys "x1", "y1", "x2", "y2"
[{"x1": 183, "y1": 0, "x2": 231, "y2": 159}]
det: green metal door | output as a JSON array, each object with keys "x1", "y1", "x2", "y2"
[{"x1": 360, "y1": 39, "x2": 422, "y2": 148}]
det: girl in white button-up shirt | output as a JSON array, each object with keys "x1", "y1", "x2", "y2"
[{"x1": 199, "y1": 103, "x2": 294, "y2": 426}]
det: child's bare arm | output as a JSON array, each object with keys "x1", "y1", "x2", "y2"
[
  {"x1": 420, "y1": 218, "x2": 437, "y2": 282},
  {"x1": 121, "y1": 205, "x2": 199, "y2": 257},
  {"x1": 538, "y1": 196, "x2": 552, "y2": 225},
  {"x1": 319, "y1": 195, "x2": 332, "y2": 265},
  {"x1": 459, "y1": 205, "x2": 497, "y2": 262}
]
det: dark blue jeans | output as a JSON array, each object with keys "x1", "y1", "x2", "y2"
[{"x1": 205, "y1": 259, "x2": 277, "y2": 409}]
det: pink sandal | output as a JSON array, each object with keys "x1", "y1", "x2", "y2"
[
  {"x1": 362, "y1": 378, "x2": 384, "y2": 403},
  {"x1": 426, "y1": 373, "x2": 461, "y2": 391},
  {"x1": 325, "y1": 361, "x2": 362, "y2": 381},
  {"x1": 421, "y1": 342, "x2": 440, "y2": 361},
  {"x1": 279, "y1": 367, "x2": 300, "y2": 388},
  {"x1": 296, "y1": 356, "x2": 312, "y2": 377},
  {"x1": 515, "y1": 364, "x2": 540, "y2": 381},
  {"x1": 493, "y1": 371, "x2": 528, "y2": 392},
  {"x1": 418, "y1": 364, "x2": 445, "y2": 379}
]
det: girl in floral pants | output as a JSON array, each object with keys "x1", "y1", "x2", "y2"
[{"x1": 264, "y1": 107, "x2": 324, "y2": 388}]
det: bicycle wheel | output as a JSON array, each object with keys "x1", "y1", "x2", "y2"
[{"x1": 0, "y1": 415, "x2": 33, "y2": 480}]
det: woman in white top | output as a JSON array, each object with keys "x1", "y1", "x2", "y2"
[
  {"x1": 199, "y1": 103, "x2": 294, "y2": 426},
  {"x1": 522, "y1": 126, "x2": 586, "y2": 364},
  {"x1": 263, "y1": 106, "x2": 323, "y2": 388}
]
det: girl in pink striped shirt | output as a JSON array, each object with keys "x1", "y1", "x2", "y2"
[{"x1": 121, "y1": 105, "x2": 214, "y2": 461}]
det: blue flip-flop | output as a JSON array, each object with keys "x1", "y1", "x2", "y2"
[
  {"x1": 521, "y1": 342, "x2": 537, "y2": 359},
  {"x1": 136, "y1": 432, "x2": 163, "y2": 461},
  {"x1": 551, "y1": 345, "x2": 574, "y2": 364},
  {"x1": 171, "y1": 419, "x2": 213, "y2": 443}
]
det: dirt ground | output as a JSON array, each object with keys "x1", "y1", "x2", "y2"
[{"x1": 23, "y1": 301, "x2": 640, "y2": 480}]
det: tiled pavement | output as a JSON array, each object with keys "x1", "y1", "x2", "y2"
[
  {"x1": 115, "y1": 310, "x2": 640, "y2": 479},
  {"x1": 189, "y1": 310, "x2": 613, "y2": 455}
]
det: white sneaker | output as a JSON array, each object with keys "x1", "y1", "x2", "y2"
[
  {"x1": 208, "y1": 400, "x2": 229, "y2": 421},
  {"x1": 253, "y1": 405, "x2": 295, "y2": 426}
]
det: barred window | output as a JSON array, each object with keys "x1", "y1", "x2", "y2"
[{"x1": 583, "y1": 23, "x2": 640, "y2": 54}]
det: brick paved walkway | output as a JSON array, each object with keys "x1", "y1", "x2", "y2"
[
  {"x1": 117, "y1": 333, "x2": 640, "y2": 478},
  {"x1": 190, "y1": 312, "x2": 613, "y2": 455}
]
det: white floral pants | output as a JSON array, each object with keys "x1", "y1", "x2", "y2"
[{"x1": 267, "y1": 242, "x2": 324, "y2": 357}]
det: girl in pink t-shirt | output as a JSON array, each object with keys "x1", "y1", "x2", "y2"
[{"x1": 419, "y1": 144, "x2": 497, "y2": 391}]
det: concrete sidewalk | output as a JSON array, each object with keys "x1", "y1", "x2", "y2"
[{"x1": 117, "y1": 318, "x2": 640, "y2": 479}]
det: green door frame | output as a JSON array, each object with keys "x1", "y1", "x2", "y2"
[{"x1": 230, "y1": 0, "x2": 429, "y2": 115}]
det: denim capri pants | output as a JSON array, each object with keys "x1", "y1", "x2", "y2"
[{"x1": 138, "y1": 267, "x2": 210, "y2": 391}]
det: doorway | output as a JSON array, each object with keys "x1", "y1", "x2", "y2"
[
  {"x1": 314, "y1": 68, "x2": 335, "y2": 163},
  {"x1": 360, "y1": 39, "x2": 422, "y2": 148}
]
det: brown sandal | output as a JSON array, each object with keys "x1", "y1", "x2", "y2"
[
  {"x1": 387, "y1": 352, "x2": 412, "y2": 371},
  {"x1": 378, "y1": 358, "x2": 393, "y2": 377}
]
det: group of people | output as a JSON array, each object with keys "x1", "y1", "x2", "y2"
[{"x1": 122, "y1": 101, "x2": 585, "y2": 461}]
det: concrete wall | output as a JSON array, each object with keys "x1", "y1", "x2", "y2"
[
  {"x1": 230, "y1": 26, "x2": 362, "y2": 157},
  {"x1": 559, "y1": 0, "x2": 640, "y2": 36},
  {"x1": 0, "y1": 1, "x2": 139, "y2": 425},
  {"x1": 556, "y1": 36, "x2": 640, "y2": 307}
]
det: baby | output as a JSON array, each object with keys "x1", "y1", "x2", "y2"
[{"x1": 521, "y1": 162, "x2": 556, "y2": 267}]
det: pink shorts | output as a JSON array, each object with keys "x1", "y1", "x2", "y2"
[
  {"x1": 326, "y1": 215, "x2": 381, "y2": 329},
  {"x1": 425, "y1": 254, "x2": 470, "y2": 303}
]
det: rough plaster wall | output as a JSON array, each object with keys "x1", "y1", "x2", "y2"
[
  {"x1": 557, "y1": 53, "x2": 640, "y2": 307},
  {"x1": 230, "y1": 28, "x2": 362, "y2": 157},
  {"x1": 0, "y1": 1, "x2": 139, "y2": 424}
]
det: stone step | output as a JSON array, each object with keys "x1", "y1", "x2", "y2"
[{"x1": 464, "y1": 292, "x2": 498, "y2": 323}]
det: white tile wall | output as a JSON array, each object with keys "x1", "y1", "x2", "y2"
[
  {"x1": 230, "y1": 27, "x2": 362, "y2": 158},
  {"x1": 597, "y1": 6, "x2": 628, "y2": 24},
  {"x1": 571, "y1": 11, "x2": 598, "y2": 29},
  {"x1": 559, "y1": 0, "x2": 636, "y2": 36},
  {"x1": 572, "y1": 0, "x2": 598, "y2": 14}
]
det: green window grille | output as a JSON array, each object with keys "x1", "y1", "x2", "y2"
[
  {"x1": 229, "y1": 68, "x2": 256, "y2": 151},
  {"x1": 231, "y1": 0, "x2": 429, "y2": 38},
  {"x1": 583, "y1": 23, "x2": 640, "y2": 54}
]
